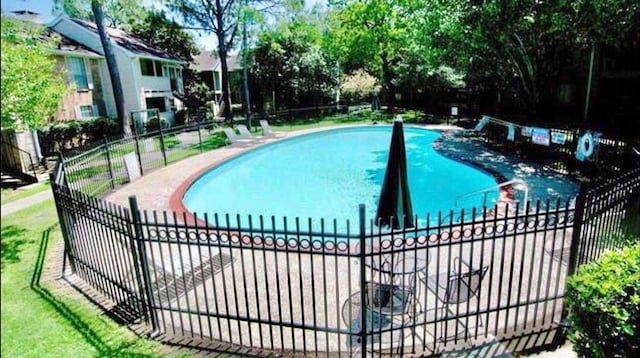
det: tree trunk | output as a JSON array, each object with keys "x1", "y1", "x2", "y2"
[
  {"x1": 241, "y1": 0, "x2": 251, "y2": 128},
  {"x1": 215, "y1": 0, "x2": 233, "y2": 123},
  {"x1": 92, "y1": 0, "x2": 129, "y2": 136},
  {"x1": 381, "y1": 52, "x2": 395, "y2": 111}
]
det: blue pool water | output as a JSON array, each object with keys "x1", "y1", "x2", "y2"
[{"x1": 183, "y1": 126, "x2": 500, "y2": 230}]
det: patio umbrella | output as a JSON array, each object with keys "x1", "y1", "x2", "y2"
[{"x1": 375, "y1": 118, "x2": 414, "y2": 229}]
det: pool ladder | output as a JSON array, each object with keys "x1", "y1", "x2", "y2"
[{"x1": 440, "y1": 179, "x2": 529, "y2": 224}]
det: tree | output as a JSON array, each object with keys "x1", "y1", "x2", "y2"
[
  {"x1": 129, "y1": 10, "x2": 198, "y2": 62},
  {"x1": 1, "y1": 18, "x2": 68, "y2": 129},
  {"x1": 91, "y1": 0, "x2": 128, "y2": 135},
  {"x1": 168, "y1": 0, "x2": 288, "y2": 122},
  {"x1": 251, "y1": 19, "x2": 336, "y2": 109},
  {"x1": 54, "y1": 0, "x2": 146, "y2": 30},
  {"x1": 566, "y1": 0, "x2": 640, "y2": 122},
  {"x1": 431, "y1": 0, "x2": 640, "y2": 117},
  {"x1": 330, "y1": 0, "x2": 416, "y2": 110},
  {"x1": 339, "y1": 69, "x2": 380, "y2": 104}
]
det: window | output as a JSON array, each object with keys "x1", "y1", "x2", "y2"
[
  {"x1": 140, "y1": 58, "x2": 166, "y2": 77},
  {"x1": 145, "y1": 97, "x2": 166, "y2": 113},
  {"x1": 78, "y1": 105, "x2": 96, "y2": 119},
  {"x1": 67, "y1": 57, "x2": 88, "y2": 90},
  {"x1": 155, "y1": 61, "x2": 163, "y2": 77},
  {"x1": 140, "y1": 58, "x2": 156, "y2": 76},
  {"x1": 213, "y1": 71, "x2": 221, "y2": 92}
]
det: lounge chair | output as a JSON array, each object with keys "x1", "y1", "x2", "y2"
[
  {"x1": 223, "y1": 127, "x2": 253, "y2": 145},
  {"x1": 260, "y1": 120, "x2": 281, "y2": 137},
  {"x1": 236, "y1": 124, "x2": 258, "y2": 139}
]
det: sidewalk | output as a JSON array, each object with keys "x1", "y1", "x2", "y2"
[{"x1": 1, "y1": 190, "x2": 53, "y2": 217}]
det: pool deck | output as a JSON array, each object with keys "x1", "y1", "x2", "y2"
[{"x1": 98, "y1": 123, "x2": 570, "y2": 354}]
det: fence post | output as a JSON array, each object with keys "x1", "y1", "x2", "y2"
[
  {"x1": 358, "y1": 204, "x2": 367, "y2": 353},
  {"x1": 49, "y1": 172, "x2": 76, "y2": 276},
  {"x1": 568, "y1": 184, "x2": 589, "y2": 276},
  {"x1": 133, "y1": 130, "x2": 144, "y2": 176},
  {"x1": 158, "y1": 124, "x2": 167, "y2": 166},
  {"x1": 103, "y1": 137, "x2": 115, "y2": 190},
  {"x1": 128, "y1": 196, "x2": 159, "y2": 335},
  {"x1": 56, "y1": 152, "x2": 67, "y2": 187},
  {"x1": 197, "y1": 122, "x2": 203, "y2": 152}
]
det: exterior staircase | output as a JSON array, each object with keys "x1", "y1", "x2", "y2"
[{"x1": 0, "y1": 141, "x2": 50, "y2": 189}]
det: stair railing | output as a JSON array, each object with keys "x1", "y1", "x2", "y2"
[
  {"x1": 0, "y1": 140, "x2": 38, "y2": 178},
  {"x1": 454, "y1": 178, "x2": 529, "y2": 212}
]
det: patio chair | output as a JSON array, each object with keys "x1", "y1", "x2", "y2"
[
  {"x1": 236, "y1": 124, "x2": 258, "y2": 139},
  {"x1": 341, "y1": 282, "x2": 422, "y2": 353},
  {"x1": 422, "y1": 257, "x2": 488, "y2": 343},
  {"x1": 260, "y1": 120, "x2": 281, "y2": 137},
  {"x1": 223, "y1": 127, "x2": 253, "y2": 145}
]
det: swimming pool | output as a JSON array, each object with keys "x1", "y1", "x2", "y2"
[{"x1": 182, "y1": 126, "x2": 500, "y2": 230}]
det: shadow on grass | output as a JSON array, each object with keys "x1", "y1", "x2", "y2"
[
  {"x1": 30, "y1": 227, "x2": 283, "y2": 357},
  {"x1": 30, "y1": 228, "x2": 155, "y2": 358},
  {"x1": 1, "y1": 225, "x2": 28, "y2": 268}
]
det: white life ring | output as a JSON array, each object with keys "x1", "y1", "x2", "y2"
[{"x1": 579, "y1": 132, "x2": 595, "y2": 158}]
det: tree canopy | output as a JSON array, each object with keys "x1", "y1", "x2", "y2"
[
  {"x1": 53, "y1": 0, "x2": 147, "y2": 30},
  {"x1": 251, "y1": 19, "x2": 337, "y2": 109},
  {"x1": 168, "y1": 0, "x2": 294, "y2": 120},
  {"x1": 1, "y1": 18, "x2": 68, "y2": 129}
]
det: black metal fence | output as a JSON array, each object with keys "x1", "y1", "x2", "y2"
[
  {"x1": 59, "y1": 119, "x2": 226, "y2": 197},
  {"x1": 480, "y1": 117, "x2": 634, "y2": 180},
  {"x1": 51, "y1": 144, "x2": 640, "y2": 357}
]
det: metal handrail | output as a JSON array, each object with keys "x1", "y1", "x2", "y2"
[
  {"x1": 454, "y1": 178, "x2": 529, "y2": 209},
  {"x1": 0, "y1": 140, "x2": 37, "y2": 178}
]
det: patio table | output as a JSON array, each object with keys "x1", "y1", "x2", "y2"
[{"x1": 357, "y1": 241, "x2": 430, "y2": 285}]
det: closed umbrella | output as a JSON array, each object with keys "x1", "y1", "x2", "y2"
[{"x1": 375, "y1": 118, "x2": 414, "y2": 229}]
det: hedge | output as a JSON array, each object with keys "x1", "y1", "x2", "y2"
[
  {"x1": 38, "y1": 117, "x2": 120, "y2": 156},
  {"x1": 566, "y1": 244, "x2": 640, "y2": 357}
]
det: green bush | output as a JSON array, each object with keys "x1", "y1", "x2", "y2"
[
  {"x1": 566, "y1": 244, "x2": 640, "y2": 357},
  {"x1": 38, "y1": 117, "x2": 119, "y2": 155},
  {"x1": 144, "y1": 117, "x2": 170, "y2": 133},
  {"x1": 174, "y1": 109, "x2": 188, "y2": 126}
]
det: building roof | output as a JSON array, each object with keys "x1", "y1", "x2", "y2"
[
  {"x1": 191, "y1": 50, "x2": 242, "y2": 72},
  {"x1": 42, "y1": 28, "x2": 103, "y2": 58},
  {"x1": 7, "y1": 10, "x2": 44, "y2": 23},
  {"x1": 192, "y1": 50, "x2": 220, "y2": 71},
  {"x1": 68, "y1": 17, "x2": 183, "y2": 63}
]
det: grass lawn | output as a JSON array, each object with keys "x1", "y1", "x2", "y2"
[
  {"x1": 1, "y1": 181, "x2": 51, "y2": 205},
  {"x1": 1, "y1": 199, "x2": 186, "y2": 357}
]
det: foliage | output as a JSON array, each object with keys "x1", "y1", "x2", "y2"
[
  {"x1": 169, "y1": 0, "x2": 291, "y2": 120},
  {"x1": 251, "y1": 19, "x2": 337, "y2": 109},
  {"x1": 1, "y1": 18, "x2": 68, "y2": 130},
  {"x1": 428, "y1": 0, "x2": 640, "y2": 114},
  {"x1": 37, "y1": 117, "x2": 120, "y2": 155},
  {"x1": 567, "y1": 0, "x2": 640, "y2": 48},
  {"x1": 129, "y1": 9, "x2": 198, "y2": 62},
  {"x1": 330, "y1": 0, "x2": 416, "y2": 108},
  {"x1": 53, "y1": 0, "x2": 148, "y2": 30},
  {"x1": 182, "y1": 73, "x2": 216, "y2": 110},
  {"x1": 144, "y1": 117, "x2": 171, "y2": 132},
  {"x1": 566, "y1": 244, "x2": 640, "y2": 357},
  {"x1": 339, "y1": 69, "x2": 380, "y2": 104}
]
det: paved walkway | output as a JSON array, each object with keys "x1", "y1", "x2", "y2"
[{"x1": 1, "y1": 189, "x2": 53, "y2": 217}]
